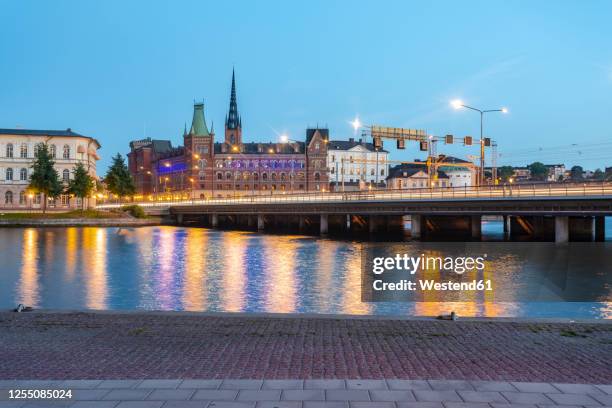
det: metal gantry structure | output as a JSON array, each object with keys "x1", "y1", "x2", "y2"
[{"x1": 363, "y1": 124, "x2": 498, "y2": 187}]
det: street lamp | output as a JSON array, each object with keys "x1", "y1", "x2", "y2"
[{"x1": 451, "y1": 99, "x2": 507, "y2": 185}]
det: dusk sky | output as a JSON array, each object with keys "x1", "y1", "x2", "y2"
[{"x1": 1, "y1": 0, "x2": 611, "y2": 172}]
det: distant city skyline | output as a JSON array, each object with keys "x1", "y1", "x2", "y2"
[{"x1": 1, "y1": 0, "x2": 611, "y2": 172}]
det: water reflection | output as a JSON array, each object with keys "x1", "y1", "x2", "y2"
[
  {"x1": 0, "y1": 226, "x2": 609, "y2": 319},
  {"x1": 18, "y1": 229, "x2": 39, "y2": 307}
]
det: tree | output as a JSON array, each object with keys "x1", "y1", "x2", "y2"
[
  {"x1": 29, "y1": 143, "x2": 63, "y2": 213},
  {"x1": 527, "y1": 162, "x2": 548, "y2": 181},
  {"x1": 570, "y1": 165, "x2": 584, "y2": 181},
  {"x1": 67, "y1": 162, "x2": 95, "y2": 210},
  {"x1": 592, "y1": 168, "x2": 604, "y2": 180},
  {"x1": 105, "y1": 153, "x2": 136, "y2": 200},
  {"x1": 498, "y1": 166, "x2": 514, "y2": 182}
]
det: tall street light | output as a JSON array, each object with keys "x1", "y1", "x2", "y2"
[{"x1": 451, "y1": 100, "x2": 507, "y2": 185}]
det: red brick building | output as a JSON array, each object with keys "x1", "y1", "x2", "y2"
[{"x1": 129, "y1": 70, "x2": 329, "y2": 198}]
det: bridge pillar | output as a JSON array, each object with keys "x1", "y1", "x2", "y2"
[
  {"x1": 247, "y1": 215, "x2": 254, "y2": 229},
  {"x1": 298, "y1": 215, "x2": 305, "y2": 232},
  {"x1": 369, "y1": 215, "x2": 378, "y2": 235},
  {"x1": 176, "y1": 214, "x2": 183, "y2": 225},
  {"x1": 471, "y1": 215, "x2": 481, "y2": 240},
  {"x1": 211, "y1": 214, "x2": 218, "y2": 228},
  {"x1": 257, "y1": 214, "x2": 265, "y2": 231},
  {"x1": 410, "y1": 215, "x2": 422, "y2": 239},
  {"x1": 503, "y1": 215, "x2": 511, "y2": 239},
  {"x1": 320, "y1": 214, "x2": 328, "y2": 235},
  {"x1": 595, "y1": 216, "x2": 606, "y2": 242},
  {"x1": 346, "y1": 214, "x2": 351, "y2": 231},
  {"x1": 555, "y1": 216, "x2": 569, "y2": 244}
]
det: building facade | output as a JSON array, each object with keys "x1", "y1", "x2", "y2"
[
  {"x1": 0, "y1": 128, "x2": 100, "y2": 209},
  {"x1": 435, "y1": 155, "x2": 476, "y2": 188},
  {"x1": 327, "y1": 138, "x2": 389, "y2": 189},
  {"x1": 386, "y1": 163, "x2": 449, "y2": 189},
  {"x1": 129, "y1": 70, "x2": 329, "y2": 199}
]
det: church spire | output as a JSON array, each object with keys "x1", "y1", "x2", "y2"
[{"x1": 226, "y1": 68, "x2": 240, "y2": 130}]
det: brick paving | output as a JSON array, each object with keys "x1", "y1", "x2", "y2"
[
  {"x1": 1, "y1": 379, "x2": 612, "y2": 408},
  {"x1": 0, "y1": 312, "x2": 611, "y2": 383}
]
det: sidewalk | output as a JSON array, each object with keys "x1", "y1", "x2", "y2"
[
  {"x1": 1, "y1": 379, "x2": 611, "y2": 408},
  {"x1": 1, "y1": 312, "x2": 611, "y2": 383}
]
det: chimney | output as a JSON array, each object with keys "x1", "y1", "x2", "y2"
[{"x1": 349, "y1": 137, "x2": 354, "y2": 143}]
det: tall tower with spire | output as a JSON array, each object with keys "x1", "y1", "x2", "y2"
[{"x1": 224, "y1": 68, "x2": 242, "y2": 149}]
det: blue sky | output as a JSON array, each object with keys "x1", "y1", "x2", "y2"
[{"x1": 1, "y1": 0, "x2": 611, "y2": 172}]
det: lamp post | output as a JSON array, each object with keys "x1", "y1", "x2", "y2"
[{"x1": 451, "y1": 100, "x2": 507, "y2": 186}]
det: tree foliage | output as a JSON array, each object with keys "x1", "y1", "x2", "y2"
[
  {"x1": 104, "y1": 153, "x2": 136, "y2": 198},
  {"x1": 527, "y1": 162, "x2": 548, "y2": 181},
  {"x1": 570, "y1": 165, "x2": 584, "y2": 180},
  {"x1": 67, "y1": 162, "x2": 95, "y2": 210},
  {"x1": 29, "y1": 144, "x2": 63, "y2": 213},
  {"x1": 498, "y1": 166, "x2": 514, "y2": 182}
]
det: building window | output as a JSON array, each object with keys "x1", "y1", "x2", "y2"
[
  {"x1": 63, "y1": 144, "x2": 70, "y2": 159},
  {"x1": 217, "y1": 172, "x2": 222, "y2": 180},
  {"x1": 63, "y1": 169, "x2": 70, "y2": 182},
  {"x1": 6, "y1": 168, "x2": 13, "y2": 181},
  {"x1": 34, "y1": 143, "x2": 44, "y2": 157},
  {"x1": 34, "y1": 193, "x2": 41, "y2": 204},
  {"x1": 5, "y1": 191, "x2": 13, "y2": 204},
  {"x1": 61, "y1": 195, "x2": 70, "y2": 205},
  {"x1": 262, "y1": 173, "x2": 268, "y2": 180},
  {"x1": 20, "y1": 144, "x2": 28, "y2": 158},
  {"x1": 19, "y1": 191, "x2": 26, "y2": 205},
  {"x1": 20, "y1": 168, "x2": 27, "y2": 181},
  {"x1": 50, "y1": 144, "x2": 56, "y2": 158},
  {"x1": 226, "y1": 172, "x2": 232, "y2": 180},
  {"x1": 6, "y1": 143, "x2": 13, "y2": 158},
  {"x1": 371, "y1": 169, "x2": 375, "y2": 175},
  {"x1": 381, "y1": 169, "x2": 385, "y2": 176},
  {"x1": 314, "y1": 172, "x2": 321, "y2": 181}
]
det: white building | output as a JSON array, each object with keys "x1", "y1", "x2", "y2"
[
  {"x1": 386, "y1": 164, "x2": 450, "y2": 189},
  {"x1": 0, "y1": 128, "x2": 101, "y2": 209},
  {"x1": 436, "y1": 155, "x2": 477, "y2": 188},
  {"x1": 546, "y1": 164, "x2": 565, "y2": 182},
  {"x1": 327, "y1": 138, "x2": 389, "y2": 189}
]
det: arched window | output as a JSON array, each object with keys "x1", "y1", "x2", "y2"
[
  {"x1": 271, "y1": 173, "x2": 277, "y2": 181},
  {"x1": 34, "y1": 143, "x2": 44, "y2": 157},
  {"x1": 6, "y1": 143, "x2": 13, "y2": 158},
  {"x1": 49, "y1": 145, "x2": 56, "y2": 158},
  {"x1": 225, "y1": 172, "x2": 231, "y2": 180},
  {"x1": 371, "y1": 169, "x2": 375, "y2": 175},
  {"x1": 5, "y1": 191, "x2": 13, "y2": 204},
  {"x1": 20, "y1": 144, "x2": 28, "y2": 158},
  {"x1": 262, "y1": 173, "x2": 268, "y2": 181},
  {"x1": 19, "y1": 191, "x2": 26, "y2": 205},
  {"x1": 5, "y1": 168, "x2": 13, "y2": 181},
  {"x1": 280, "y1": 173, "x2": 286, "y2": 181},
  {"x1": 314, "y1": 172, "x2": 321, "y2": 181},
  {"x1": 62, "y1": 169, "x2": 70, "y2": 182},
  {"x1": 63, "y1": 144, "x2": 70, "y2": 159},
  {"x1": 217, "y1": 172, "x2": 222, "y2": 180},
  {"x1": 20, "y1": 168, "x2": 27, "y2": 181},
  {"x1": 253, "y1": 173, "x2": 259, "y2": 181}
]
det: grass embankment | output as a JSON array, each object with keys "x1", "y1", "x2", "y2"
[{"x1": 0, "y1": 209, "x2": 129, "y2": 220}]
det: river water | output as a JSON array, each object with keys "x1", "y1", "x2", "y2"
[{"x1": 0, "y1": 223, "x2": 610, "y2": 318}]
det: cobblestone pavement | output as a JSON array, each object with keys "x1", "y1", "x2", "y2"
[
  {"x1": 1, "y1": 379, "x2": 612, "y2": 408},
  {"x1": 0, "y1": 312, "x2": 611, "y2": 382}
]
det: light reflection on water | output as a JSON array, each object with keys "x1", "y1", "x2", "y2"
[{"x1": 0, "y1": 225, "x2": 610, "y2": 319}]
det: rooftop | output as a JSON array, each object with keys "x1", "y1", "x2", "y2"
[{"x1": 0, "y1": 128, "x2": 100, "y2": 148}]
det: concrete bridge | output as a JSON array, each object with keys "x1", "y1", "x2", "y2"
[{"x1": 98, "y1": 183, "x2": 612, "y2": 243}]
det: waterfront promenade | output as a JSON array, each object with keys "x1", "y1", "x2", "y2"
[{"x1": 1, "y1": 312, "x2": 610, "y2": 382}]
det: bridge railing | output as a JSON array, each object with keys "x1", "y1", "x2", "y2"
[{"x1": 96, "y1": 182, "x2": 612, "y2": 209}]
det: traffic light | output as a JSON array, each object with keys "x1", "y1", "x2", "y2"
[
  {"x1": 374, "y1": 137, "x2": 383, "y2": 149},
  {"x1": 397, "y1": 139, "x2": 405, "y2": 149},
  {"x1": 420, "y1": 141, "x2": 428, "y2": 151},
  {"x1": 445, "y1": 134, "x2": 453, "y2": 144},
  {"x1": 484, "y1": 137, "x2": 491, "y2": 147},
  {"x1": 464, "y1": 136, "x2": 472, "y2": 146}
]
